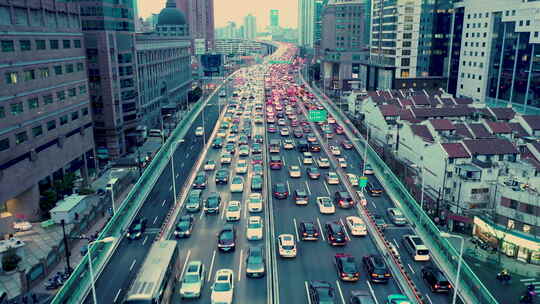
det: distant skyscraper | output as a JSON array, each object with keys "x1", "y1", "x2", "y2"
[
  {"x1": 298, "y1": 0, "x2": 315, "y2": 47},
  {"x1": 176, "y1": 0, "x2": 215, "y2": 51},
  {"x1": 270, "y1": 9, "x2": 280, "y2": 29},
  {"x1": 244, "y1": 14, "x2": 257, "y2": 40}
]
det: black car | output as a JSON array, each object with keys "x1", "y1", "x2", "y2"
[
  {"x1": 204, "y1": 192, "x2": 221, "y2": 214},
  {"x1": 127, "y1": 218, "x2": 147, "y2": 240},
  {"x1": 362, "y1": 255, "x2": 391, "y2": 283},
  {"x1": 272, "y1": 183, "x2": 289, "y2": 199},
  {"x1": 334, "y1": 254, "x2": 360, "y2": 282},
  {"x1": 174, "y1": 215, "x2": 194, "y2": 238},
  {"x1": 217, "y1": 224, "x2": 236, "y2": 252},
  {"x1": 307, "y1": 281, "x2": 336, "y2": 304},
  {"x1": 310, "y1": 143, "x2": 321, "y2": 152},
  {"x1": 307, "y1": 167, "x2": 321, "y2": 179},
  {"x1": 421, "y1": 266, "x2": 452, "y2": 293},
  {"x1": 215, "y1": 169, "x2": 229, "y2": 184},
  {"x1": 225, "y1": 143, "x2": 236, "y2": 154},
  {"x1": 373, "y1": 214, "x2": 387, "y2": 231},
  {"x1": 299, "y1": 221, "x2": 319, "y2": 241},
  {"x1": 349, "y1": 290, "x2": 376, "y2": 304},
  {"x1": 366, "y1": 181, "x2": 384, "y2": 196},
  {"x1": 325, "y1": 222, "x2": 347, "y2": 246},
  {"x1": 212, "y1": 137, "x2": 223, "y2": 149},
  {"x1": 334, "y1": 191, "x2": 354, "y2": 209},
  {"x1": 193, "y1": 172, "x2": 206, "y2": 189}
]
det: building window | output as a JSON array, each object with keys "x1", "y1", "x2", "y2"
[
  {"x1": 39, "y1": 67, "x2": 49, "y2": 78},
  {"x1": 66, "y1": 64, "x2": 74, "y2": 73},
  {"x1": 15, "y1": 131, "x2": 28, "y2": 144},
  {"x1": 57, "y1": 91, "x2": 65, "y2": 101},
  {"x1": 74, "y1": 40, "x2": 81, "y2": 48},
  {"x1": 10, "y1": 102, "x2": 23, "y2": 115},
  {"x1": 36, "y1": 39, "x2": 46, "y2": 50},
  {"x1": 76, "y1": 62, "x2": 84, "y2": 71},
  {"x1": 50, "y1": 39, "x2": 59, "y2": 49},
  {"x1": 0, "y1": 106, "x2": 4, "y2": 119},
  {"x1": 82, "y1": 107, "x2": 89, "y2": 116},
  {"x1": 71, "y1": 111, "x2": 79, "y2": 120},
  {"x1": 62, "y1": 40, "x2": 71, "y2": 49},
  {"x1": 28, "y1": 97, "x2": 39, "y2": 109},
  {"x1": 4, "y1": 71, "x2": 17, "y2": 84},
  {"x1": 507, "y1": 219, "x2": 515, "y2": 229},
  {"x1": 54, "y1": 65, "x2": 63, "y2": 75},
  {"x1": 60, "y1": 115, "x2": 68, "y2": 125},
  {"x1": 32, "y1": 125, "x2": 43, "y2": 137},
  {"x1": 47, "y1": 120, "x2": 56, "y2": 131},
  {"x1": 24, "y1": 69, "x2": 35, "y2": 81},
  {"x1": 68, "y1": 88, "x2": 76, "y2": 97},
  {"x1": 43, "y1": 94, "x2": 53, "y2": 105},
  {"x1": 79, "y1": 85, "x2": 87, "y2": 94},
  {"x1": 0, "y1": 138, "x2": 9, "y2": 152},
  {"x1": 20, "y1": 40, "x2": 31, "y2": 51},
  {"x1": 1, "y1": 40, "x2": 14, "y2": 52}
]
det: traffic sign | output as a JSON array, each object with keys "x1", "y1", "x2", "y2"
[
  {"x1": 269, "y1": 60, "x2": 291, "y2": 64},
  {"x1": 308, "y1": 109, "x2": 327, "y2": 122},
  {"x1": 359, "y1": 176, "x2": 368, "y2": 188}
]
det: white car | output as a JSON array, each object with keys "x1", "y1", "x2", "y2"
[
  {"x1": 337, "y1": 157, "x2": 347, "y2": 168},
  {"x1": 347, "y1": 173, "x2": 358, "y2": 186},
  {"x1": 180, "y1": 261, "x2": 205, "y2": 298},
  {"x1": 225, "y1": 201, "x2": 241, "y2": 221},
  {"x1": 283, "y1": 139, "x2": 295, "y2": 150},
  {"x1": 289, "y1": 165, "x2": 301, "y2": 178},
  {"x1": 248, "y1": 193, "x2": 263, "y2": 212},
  {"x1": 277, "y1": 234, "x2": 297, "y2": 258},
  {"x1": 326, "y1": 172, "x2": 340, "y2": 185},
  {"x1": 329, "y1": 145, "x2": 341, "y2": 156},
  {"x1": 246, "y1": 216, "x2": 263, "y2": 240},
  {"x1": 280, "y1": 128, "x2": 289, "y2": 136},
  {"x1": 236, "y1": 160, "x2": 248, "y2": 174},
  {"x1": 211, "y1": 269, "x2": 234, "y2": 304},
  {"x1": 346, "y1": 216, "x2": 368, "y2": 236},
  {"x1": 220, "y1": 153, "x2": 232, "y2": 164},
  {"x1": 226, "y1": 134, "x2": 236, "y2": 143},
  {"x1": 328, "y1": 117, "x2": 336, "y2": 124},
  {"x1": 230, "y1": 176, "x2": 244, "y2": 193},
  {"x1": 316, "y1": 197, "x2": 335, "y2": 214},
  {"x1": 356, "y1": 191, "x2": 368, "y2": 207},
  {"x1": 364, "y1": 164, "x2": 374, "y2": 175},
  {"x1": 204, "y1": 160, "x2": 216, "y2": 171},
  {"x1": 195, "y1": 126, "x2": 204, "y2": 137},
  {"x1": 317, "y1": 157, "x2": 330, "y2": 168},
  {"x1": 303, "y1": 152, "x2": 313, "y2": 164},
  {"x1": 217, "y1": 129, "x2": 227, "y2": 138}
]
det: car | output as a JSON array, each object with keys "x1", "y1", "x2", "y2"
[
  {"x1": 180, "y1": 261, "x2": 205, "y2": 299},
  {"x1": 364, "y1": 164, "x2": 374, "y2": 175},
  {"x1": 293, "y1": 128, "x2": 303, "y2": 138},
  {"x1": 277, "y1": 118, "x2": 287, "y2": 126},
  {"x1": 204, "y1": 160, "x2": 216, "y2": 171},
  {"x1": 337, "y1": 157, "x2": 347, "y2": 168},
  {"x1": 248, "y1": 193, "x2": 263, "y2": 212},
  {"x1": 251, "y1": 174, "x2": 263, "y2": 191},
  {"x1": 341, "y1": 140, "x2": 353, "y2": 150},
  {"x1": 289, "y1": 165, "x2": 301, "y2": 178},
  {"x1": 245, "y1": 246, "x2": 266, "y2": 278},
  {"x1": 215, "y1": 169, "x2": 229, "y2": 184},
  {"x1": 421, "y1": 266, "x2": 452, "y2": 293},
  {"x1": 236, "y1": 159, "x2": 248, "y2": 174},
  {"x1": 317, "y1": 197, "x2": 335, "y2": 214},
  {"x1": 294, "y1": 189, "x2": 309, "y2": 205},
  {"x1": 307, "y1": 281, "x2": 336, "y2": 304},
  {"x1": 195, "y1": 126, "x2": 204, "y2": 137},
  {"x1": 269, "y1": 155, "x2": 283, "y2": 169},
  {"x1": 349, "y1": 290, "x2": 376, "y2": 304},
  {"x1": 216, "y1": 130, "x2": 226, "y2": 139},
  {"x1": 328, "y1": 117, "x2": 336, "y2": 124},
  {"x1": 224, "y1": 143, "x2": 236, "y2": 155},
  {"x1": 251, "y1": 154, "x2": 263, "y2": 165},
  {"x1": 280, "y1": 127, "x2": 290, "y2": 136},
  {"x1": 225, "y1": 201, "x2": 241, "y2": 221},
  {"x1": 334, "y1": 191, "x2": 355, "y2": 209},
  {"x1": 363, "y1": 255, "x2": 391, "y2": 283},
  {"x1": 252, "y1": 143, "x2": 262, "y2": 154},
  {"x1": 310, "y1": 142, "x2": 321, "y2": 152},
  {"x1": 283, "y1": 139, "x2": 295, "y2": 150},
  {"x1": 345, "y1": 216, "x2": 367, "y2": 236},
  {"x1": 303, "y1": 152, "x2": 314, "y2": 164},
  {"x1": 326, "y1": 221, "x2": 347, "y2": 246},
  {"x1": 298, "y1": 221, "x2": 319, "y2": 241},
  {"x1": 307, "y1": 134, "x2": 317, "y2": 142},
  {"x1": 267, "y1": 124, "x2": 277, "y2": 133},
  {"x1": 366, "y1": 181, "x2": 384, "y2": 196},
  {"x1": 246, "y1": 216, "x2": 263, "y2": 240},
  {"x1": 238, "y1": 135, "x2": 248, "y2": 145},
  {"x1": 220, "y1": 153, "x2": 232, "y2": 164},
  {"x1": 186, "y1": 189, "x2": 203, "y2": 212},
  {"x1": 238, "y1": 145, "x2": 250, "y2": 157},
  {"x1": 329, "y1": 145, "x2": 341, "y2": 156},
  {"x1": 230, "y1": 176, "x2": 244, "y2": 193},
  {"x1": 212, "y1": 138, "x2": 224, "y2": 149},
  {"x1": 254, "y1": 134, "x2": 263, "y2": 143},
  {"x1": 387, "y1": 208, "x2": 407, "y2": 226},
  {"x1": 217, "y1": 224, "x2": 236, "y2": 252},
  {"x1": 204, "y1": 192, "x2": 221, "y2": 214},
  {"x1": 226, "y1": 134, "x2": 236, "y2": 143},
  {"x1": 326, "y1": 172, "x2": 340, "y2": 185},
  {"x1": 386, "y1": 294, "x2": 412, "y2": 304},
  {"x1": 272, "y1": 183, "x2": 289, "y2": 199},
  {"x1": 253, "y1": 163, "x2": 263, "y2": 175},
  {"x1": 373, "y1": 214, "x2": 387, "y2": 231},
  {"x1": 347, "y1": 174, "x2": 359, "y2": 186},
  {"x1": 334, "y1": 254, "x2": 360, "y2": 281},
  {"x1": 193, "y1": 172, "x2": 207, "y2": 189},
  {"x1": 316, "y1": 157, "x2": 330, "y2": 168},
  {"x1": 127, "y1": 218, "x2": 147, "y2": 240},
  {"x1": 211, "y1": 269, "x2": 234, "y2": 304},
  {"x1": 174, "y1": 215, "x2": 194, "y2": 238},
  {"x1": 277, "y1": 234, "x2": 297, "y2": 258}
]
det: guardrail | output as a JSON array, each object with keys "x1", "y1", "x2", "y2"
[{"x1": 304, "y1": 76, "x2": 498, "y2": 304}]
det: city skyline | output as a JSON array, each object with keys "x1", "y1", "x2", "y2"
[{"x1": 137, "y1": 0, "x2": 298, "y2": 30}]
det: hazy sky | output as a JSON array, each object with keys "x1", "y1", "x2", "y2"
[{"x1": 137, "y1": 0, "x2": 298, "y2": 30}]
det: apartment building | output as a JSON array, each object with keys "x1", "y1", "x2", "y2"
[{"x1": 298, "y1": 0, "x2": 315, "y2": 48}]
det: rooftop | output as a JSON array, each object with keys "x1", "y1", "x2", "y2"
[
  {"x1": 411, "y1": 106, "x2": 474, "y2": 119},
  {"x1": 522, "y1": 115, "x2": 540, "y2": 131},
  {"x1": 441, "y1": 142, "x2": 471, "y2": 158},
  {"x1": 509, "y1": 123, "x2": 530, "y2": 138},
  {"x1": 489, "y1": 107, "x2": 516, "y2": 121},
  {"x1": 468, "y1": 123, "x2": 493, "y2": 139},
  {"x1": 486, "y1": 121, "x2": 512, "y2": 134},
  {"x1": 411, "y1": 95, "x2": 430, "y2": 106},
  {"x1": 430, "y1": 119, "x2": 455, "y2": 131},
  {"x1": 379, "y1": 104, "x2": 401, "y2": 117},
  {"x1": 410, "y1": 124, "x2": 434, "y2": 142},
  {"x1": 455, "y1": 123, "x2": 474, "y2": 139},
  {"x1": 463, "y1": 138, "x2": 518, "y2": 156}
]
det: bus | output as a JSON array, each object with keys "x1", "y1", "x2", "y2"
[{"x1": 123, "y1": 240, "x2": 179, "y2": 304}]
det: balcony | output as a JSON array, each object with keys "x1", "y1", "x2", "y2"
[
  {"x1": 457, "y1": 164, "x2": 482, "y2": 181},
  {"x1": 472, "y1": 158, "x2": 493, "y2": 168}
]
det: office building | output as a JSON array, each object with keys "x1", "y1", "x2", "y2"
[
  {"x1": 270, "y1": 9, "x2": 280, "y2": 29},
  {"x1": 244, "y1": 14, "x2": 257, "y2": 40},
  {"x1": 314, "y1": 0, "x2": 326, "y2": 55},
  {"x1": 176, "y1": 0, "x2": 215, "y2": 52},
  {"x1": 0, "y1": 1, "x2": 95, "y2": 217},
  {"x1": 298, "y1": 0, "x2": 315, "y2": 47},
  {"x1": 454, "y1": 0, "x2": 540, "y2": 109}
]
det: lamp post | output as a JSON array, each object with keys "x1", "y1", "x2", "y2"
[
  {"x1": 88, "y1": 237, "x2": 115, "y2": 304},
  {"x1": 362, "y1": 127, "x2": 370, "y2": 175},
  {"x1": 108, "y1": 172, "x2": 116, "y2": 215},
  {"x1": 170, "y1": 139, "x2": 184, "y2": 205},
  {"x1": 440, "y1": 232, "x2": 464, "y2": 304}
]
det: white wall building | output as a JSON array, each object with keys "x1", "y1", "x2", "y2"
[
  {"x1": 298, "y1": 0, "x2": 315, "y2": 47},
  {"x1": 244, "y1": 14, "x2": 257, "y2": 40}
]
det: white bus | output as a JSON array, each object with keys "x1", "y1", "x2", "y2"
[{"x1": 123, "y1": 240, "x2": 179, "y2": 304}]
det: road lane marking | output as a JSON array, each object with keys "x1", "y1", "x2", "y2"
[
  {"x1": 304, "y1": 281, "x2": 312, "y2": 304},
  {"x1": 317, "y1": 217, "x2": 325, "y2": 241},
  {"x1": 169, "y1": 185, "x2": 172, "y2": 191},
  {"x1": 162, "y1": 199, "x2": 166, "y2": 207},
  {"x1": 181, "y1": 162, "x2": 184, "y2": 167},
  {"x1": 339, "y1": 218, "x2": 351, "y2": 241},
  {"x1": 297, "y1": 156, "x2": 302, "y2": 165},
  {"x1": 220, "y1": 204, "x2": 225, "y2": 220},
  {"x1": 113, "y1": 289, "x2": 122, "y2": 303},
  {"x1": 323, "y1": 182, "x2": 331, "y2": 196},
  {"x1": 407, "y1": 263, "x2": 415, "y2": 274},
  {"x1": 283, "y1": 157, "x2": 286, "y2": 167},
  {"x1": 153, "y1": 215, "x2": 159, "y2": 225},
  {"x1": 207, "y1": 250, "x2": 216, "y2": 282},
  {"x1": 286, "y1": 181, "x2": 291, "y2": 193},
  {"x1": 199, "y1": 209, "x2": 205, "y2": 220},
  {"x1": 366, "y1": 281, "x2": 379, "y2": 304},
  {"x1": 180, "y1": 250, "x2": 191, "y2": 279},
  {"x1": 393, "y1": 239, "x2": 400, "y2": 249},
  {"x1": 305, "y1": 181, "x2": 311, "y2": 195},
  {"x1": 142, "y1": 235, "x2": 148, "y2": 246},
  {"x1": 426, "y1": 294, "x2": 434, "y2": 304},
  {"x1": 190, "y1": 145, "x2": 194, "y2": 150},
  {"x1": 176, "y1": 173, "x2": 179, "y2": 178},
  {"x1": 129, "y1": 260, "x2": 136, "y2": 272},
  {"x1": 238, "y1": 249, "x2": 244, "y2": 281},
  {"x1": 293, "y1": 218, "x2": 299, "y2": 241},
  {"x1": 335, "y1": 280, "x2": 346, "y2": 304},
  {"x1": 243, "y1": 200, "x2": 248, "y2": 218}
]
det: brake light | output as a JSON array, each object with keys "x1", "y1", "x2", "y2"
[
  {"x1": 384, "y1": 273, "x2": 391, "y2": 277},
  {"x1": 303, "y1": 232, "x2": 307, "y2": 236},
  {"x1": 435, "y1": 284, "x2": 440, "y2": 289},
  {"x1": 371, "y1": 273, "x2": 377, "y2": 277},
  {"x1": 341, "y1": 273, "x2": 347, "y2": 277}
]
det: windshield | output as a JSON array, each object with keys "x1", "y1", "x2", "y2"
[
  {"x1": 220, "y1": 231, "x2": 233, "y2": 240},
  {"x1": 184, "y1": 274, "x2": 199, "y2": 283},
  {"x1": 213, "y1": 282, "x2": 231, "y2": 292},
  {"x1": 228, "y1": 205, "x2": 240, "y2": 211},
  {"x1": 248, "y1": 222, "x2": 261, "y2": 229}
]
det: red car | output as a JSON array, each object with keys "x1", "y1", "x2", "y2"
[
  {"x1": 267, "y1": 125, "x2": 277, "y2": 133},
  {"x1": 335, "y1": 126, "x2": 344, "y2": 135}
]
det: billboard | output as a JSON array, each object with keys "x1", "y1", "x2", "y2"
[{"x1": 200, "y1": 54, "x2": 223, "y2": 77}]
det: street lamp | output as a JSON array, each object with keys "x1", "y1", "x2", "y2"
[
  {"x1": 108, "y1": 172, "x2": 116, "y2": 215},
  {"x1": 170, "y1": 139, "x2": 184, "y2": 205},
  {"x1": 362, "y1": 127, "x2": 370, "y2": 175},
  {"x1": 88, "y1": 236, "x2": 116, "y2": 304},
  {"x1": 440, "y1": 232, "x2": 464, "y2": 304}
]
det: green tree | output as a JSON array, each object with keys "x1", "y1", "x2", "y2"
[
  {"x1": 188, "y1": 87, "x2": 203, "y2": 104},
  {"x1": 39, "y1": 189, "x2": 58, "y2": 217},
  {"x1": 309, "y1": 64, "x2": 321, "y2": 82},
  {"x1": 2, "y1": 247, "x2": 21, "y2": 272}
]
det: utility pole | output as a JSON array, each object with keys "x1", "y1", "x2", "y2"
[{"x1": 61, "y1": 219, "x2": 71, "y2": 273}]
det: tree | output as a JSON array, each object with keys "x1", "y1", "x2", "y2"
[
  {"x1": 2, "y1": 247, "x2": 21, "y2": 272},
  {"x1": 309, "y1": 64, "x2": 321, "y2": 82},
  {"x1": 188, "y1": 87, "x2": 203, "y2": 104},
  {"x1": 39, "y1": 189, "x2": 58, "y2": 216}
]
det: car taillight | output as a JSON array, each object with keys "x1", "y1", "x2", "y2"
[
  {"x1": 303, "y1": 232, "x2": 307, "y2": 236},
  {"x1": 341, "y1": 273, "x2": 347, "y2": 277},
  {"x1": 384, "y1": 273, "x2": 391, "y2": 277},
  {"x1": 371, "y1": 273, "x2": 377, "y2": 277},
  {"x1": 435, "y1": 284, "x2": 440, "y2": 289}
]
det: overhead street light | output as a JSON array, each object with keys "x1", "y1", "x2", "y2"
[
  {"x1": 440, "y1": 232, "x2": 464, "y2": 304},
  {"x1": 88, "y1": 236, "x2": 116, "y2": 304}
]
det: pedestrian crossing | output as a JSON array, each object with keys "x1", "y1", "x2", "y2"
[{"x1": 520, "y1": 278, "x2": 540, "y2": 292}]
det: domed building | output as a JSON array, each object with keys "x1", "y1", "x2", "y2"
[{"x1": 156, "y1": 0, "x2": 189, "y2": 37}]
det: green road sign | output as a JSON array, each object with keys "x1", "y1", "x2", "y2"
[
  {"x1": 359, "y1": 176, "x2": 368, "y2": 188},
  {"x1": 269, "y1": 60, "x2": 291, "y2": 64},
  {"x1": 308, "y1": 110, "x2": 327, "y2": 122}
]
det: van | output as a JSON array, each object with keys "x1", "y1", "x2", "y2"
[
  {"x1": 402, "y1": 235, "x2": 430, "y2": 261},
  {"x1": 105, "y1": 178, "x2": 119, "y2": 193}
]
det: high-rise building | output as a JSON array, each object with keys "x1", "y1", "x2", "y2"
[
  {"x1": 0, "y1": 1, "x2": 95, "y2": 217},
  {"x1": 77, "y1": 0, "x2": 138, "y2": 160},
  {"x1": 270, "y1": 9, "x2": 280, "y2": 29},
  {"x1": 298, "y1": 0, "x2": 315, "y2": 47},
  {"x1": 244, "y1": 14, "x2": 257, "y2": 40},
  {"x1": 314, "y1": 0, "x2": 326, "y2": 54},
  {"x1": 455, "y1": 0, "x2": 540, "y2": 109},
  {"x1": 176, "y1": 0, "x2": 215, "y2": 52}
]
